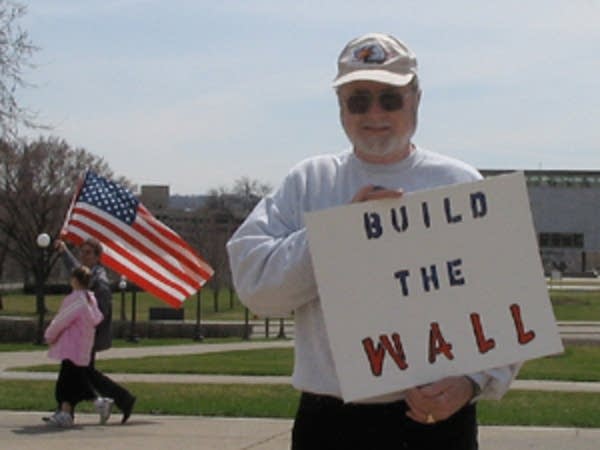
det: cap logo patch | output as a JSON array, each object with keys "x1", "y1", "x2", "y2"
[{"x1": 353, "y1": 43, "x2": 387, "y2": 64}]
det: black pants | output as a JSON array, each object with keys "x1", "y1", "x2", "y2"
[
  {"x1": 291, "y1": 392, "x2": 478, "y2": 450},
  {"x1": 88, "y1": 351, "x2": 134, "y2": 411},
  {"x1": 55, "y1": 359, "x2": 96, "y2": 408}
]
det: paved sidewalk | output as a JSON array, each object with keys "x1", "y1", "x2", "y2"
[{"x1": 2, "y1": 411, "x2": 600, "y2": 450}]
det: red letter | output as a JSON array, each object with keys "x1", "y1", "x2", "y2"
[
  {"x1": 362, "y1": 333, "x2": 409, "y2": 377},
  {"x1": 362, "y1": 337, "x2": 385, "y2": 376},
  {"x1": 380, "y1": 333, "x2": 409, "y2": 371},
  {"x1": 510, "y1": 303, "x2": 535, "y2": 345},
  {"x1": 428, "y1": 322, "x2": 454, "y2": 363},
  {"x1": 470, "y1": 313, "x2": 496, "y2": 354}
]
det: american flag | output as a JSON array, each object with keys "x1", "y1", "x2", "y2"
[{"x1": 61, "y1": 171, "x2": 214, "y2": 308}]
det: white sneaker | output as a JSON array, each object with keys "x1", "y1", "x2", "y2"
[
  {"x1": 94, "y1": 397, "x2": 114, "y2": 425},
  {"x1": 44, "y1": 411, "x2": 74, "y2": 427}
]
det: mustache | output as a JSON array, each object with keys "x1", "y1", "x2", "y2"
[{"x1": 360, "y1": 121, "x2": 392, "y2": 128}]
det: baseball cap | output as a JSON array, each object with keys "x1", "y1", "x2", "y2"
[{"x1": 332, "y1": 33, "x2": 418, "y2": 88}]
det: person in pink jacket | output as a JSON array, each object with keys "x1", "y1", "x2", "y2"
[{"x1": 43, "y1": 266, "x2": 113, "y2": 427}]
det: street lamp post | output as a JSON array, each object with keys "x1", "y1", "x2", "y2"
[
  {"x1": 127, "y1": 285, "x2": 139, "y2": 343},
  {"x1": 194, "y1": 289, "x2": 204, "y2": 341},
  {"x1": 243, "y1": 307, "x2": 250, "y2": 340},
  {"x1": 34, "y1": 233, "x2": 51, "y2": 345},
  {"x1": 277, "y1": 318, "x2": 287, "y2": 339},
  {"x1": 118, "y1": 276, "x2": 127, "y2": 321}
]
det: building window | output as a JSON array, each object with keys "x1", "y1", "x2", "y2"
[
  {"x1": 538, "y1": 232, "x2": 584, "y2": 249},
  {"x1": 481, "y1": 170, "x2": 600, "y2": 188},
  {"x1": 525, "y1": 174, "x2": 600, "y2": 188}
]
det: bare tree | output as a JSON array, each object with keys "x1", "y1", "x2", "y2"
[
  {"x1": 0, "y1": 1, "x2": 39, "y2": 139},
  {"x1": 193, "y1": 200, "x2": 236, "y2": 312},
  {"x1": 0, "y1": 136, "x2": 129, "y2": 343},
  {"x1": 195, "y1": 177, "x2": 272, "y2": 311},
  {"x1": 232, "y1": 176, "x2": 272, "y2": 216}
]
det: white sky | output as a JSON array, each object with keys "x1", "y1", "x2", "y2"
[{"x1": 18, "y1": 0, "x2": 600, "y2": 194}]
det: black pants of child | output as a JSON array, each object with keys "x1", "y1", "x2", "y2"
[
  {"x1": 292, "y1": 392, "x2": 478, "y2": 450},
  {"x1": 55, "y1": 359, "x2": 96, "y2": 408}
]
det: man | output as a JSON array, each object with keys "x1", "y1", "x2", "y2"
[
  {"x1": 56, "y1": 238, "x2": 136, "y2": 424},
  {"x1": 227, "y1": 33, "x2": 519, "y2": 449}
]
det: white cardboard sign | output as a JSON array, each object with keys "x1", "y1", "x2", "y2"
[{"x1": 304, "y1": 172, "x2": 563, "y2": 403}]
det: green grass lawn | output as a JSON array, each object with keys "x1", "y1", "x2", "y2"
[
  {"x1": 550, "y1": 290, "x2": 600, "y2": 321},
  {"x1": 518, "y1": 345, "x2": 600, "y2": 381},
  {"x1": 477, "y1": 391, "x2": 600, "y2": 428}
]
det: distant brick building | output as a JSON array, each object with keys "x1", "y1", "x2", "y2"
[{"x1": 138, "y1": 185, "x2": 245, "y2": 253}]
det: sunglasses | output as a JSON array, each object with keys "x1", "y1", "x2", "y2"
[{"x1": 344, "y1": 90, "x2": 405, "y2": 115}]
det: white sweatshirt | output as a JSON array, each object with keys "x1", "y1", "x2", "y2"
[{"x1": 227, "y1": 147, "x2": 520, "y2": 402}]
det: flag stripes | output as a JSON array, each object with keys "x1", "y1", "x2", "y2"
[
  {"x1": 134, "y1": 205, "x2": 214, "y2": 280},
  {"x1": 70, "y1": 205, "x2": 200, "y2": 290},
  {"x1": 64, "y1": 220, "x2": 190, "y2": 306}
]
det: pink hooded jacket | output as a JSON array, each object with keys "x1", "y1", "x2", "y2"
[{"x1": 45, "y1": 289, "x2": 103, "y2": 367}]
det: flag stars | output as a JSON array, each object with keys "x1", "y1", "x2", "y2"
[{"x1": 78, "y1": 172, "x2": 139, "y2": 225}]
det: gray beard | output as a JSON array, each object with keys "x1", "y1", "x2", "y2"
[{"x1": 355, "y1": 135, "x2": 405, "y2": 157}]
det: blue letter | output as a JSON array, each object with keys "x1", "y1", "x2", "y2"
[
  {"x1": 363, "y1": 212, "x2": 383, "y2": 239},
  {"x1": 394, "y1": 270, "x2": 411, "y2": 296},
  {"x1": 421, "y1": 202, "x2": 431, "y2": 228},
  {"x1": 470, "y1": 192, "x2": 487, "y2": 219},
  {"x1": 391, "y1": 206, "x2": 409, "y2": 232},
  {"x1": 447, "y1": 259, "x2": 465, "y2": 286},
  {"x1": 444, "y1": 197, "x2": 462, "y2": 224},
  {"x1": 421, "y1": 265, "x2": 440, "y2": 292}
]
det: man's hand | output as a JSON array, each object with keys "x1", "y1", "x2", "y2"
[
  {"x1": 352, "y1": 185, "x2": 403, "y2": 203},
  {"x1": 405, "y1": 376, "x2": 474, "y2": 424},
  {"x1": 54, "y1": 239, "x2": 67, "y2": 253}
]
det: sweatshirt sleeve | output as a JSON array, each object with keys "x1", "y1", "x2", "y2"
[
  {"x1": 227, "y1": 186, "x2": 319, "y2": 318},
  {"x1": 61, "y1": 246, "x2": 79, "y2": 272},
  {"x1": 44, "y1": 296, "x2": 86, "y2": 344},
  {"x1": 90, "y1": 266, "x2": 112, "y2": 321},
  {"x1": 467, "y1": 361, "x2": 522, "y2": 401},
  {"x1": 85, "y1": 291, "x2": 104, "y2": 327}
]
